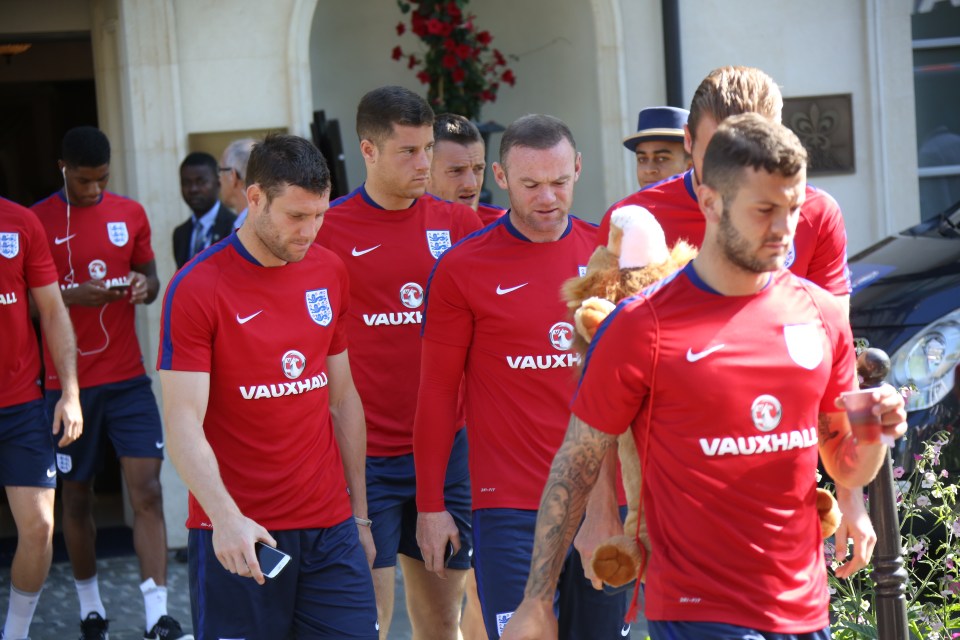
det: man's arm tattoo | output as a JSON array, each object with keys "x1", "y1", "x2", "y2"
[{"x1": 523, "y1": 415, "x2": 615, "y2": 600}]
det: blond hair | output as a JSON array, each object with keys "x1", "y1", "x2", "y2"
[{"x1": 688, "y1": 66, "x2": 783, "y2": 144}]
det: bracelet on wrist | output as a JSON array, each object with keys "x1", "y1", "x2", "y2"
[{"x1": 354, "y1": 516, "x2": 372, "y2": 527}]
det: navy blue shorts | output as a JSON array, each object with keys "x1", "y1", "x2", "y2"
[
  {"x1": 46, "y1": 375, "x2": 163, "y2": 482},
  {"x1": 473, "y1": 508, "x2": 630, "y2": 639},
  {"x1": 648, "y1": 621, "x2": 831, "y2": 640},
  {"x1": 0, "y1": 399, "x2": 56, "y2": 488},
  {"x1": 188, "y1": 519, "x2": 378, "y2": 639},
  {"x1": 366, "y1": 427, "x2": 472, "y2": 570}
]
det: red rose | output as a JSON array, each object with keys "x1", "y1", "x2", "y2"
[
  {"x1": 477, "y1": 30, "x2": 492, "y2": 46},
  {"x1": 452, "y1": 67, "x2": 466, "y2": 83},
  {"x1": 426, "y1": 18, "x2": 445, "y2": 35},
  {"x1": 501, "y1": 69, "x2": 516, "y2": 86},
  {"x1": 439, "y1": 21, "x2": 453, "y2": 37},
  {"x1": 408, "y1": 54, "x2": 419, "y2": 69},
  {"x1": 391, "y1": 46, "x2": 403, "y2": 61},
  {"x1": 411, "y1": 13, "x2": 428, "y2": 36},
  {"x1": 396, "y1": 21, "x2": 406, "y2": 36},
  {"x1": 446, "y1": 2, "x2": 462, "y2": 22},
  {"x1": 443, "y1": 38, "x2": 457, "y2": 51},
  {"x1": 442, "y1": 52, "x2": 457, "y2": 69},
  {"x1": 416, "y1": 70, "x2": 431, "y2": 84}
]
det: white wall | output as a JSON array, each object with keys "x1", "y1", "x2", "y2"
[
  {"x1": 309, "y1": 0, "x2": 612, "y2": 221},
  {"x1": 674, "y1": 0, "x2": 919, "y2": 253}
]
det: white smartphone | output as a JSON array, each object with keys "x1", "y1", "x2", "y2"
[{"x1": 255, "y1": 542, "x2": 291, "y2": 579}]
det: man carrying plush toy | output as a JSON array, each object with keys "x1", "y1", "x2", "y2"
[
  {"x1": 413, "y1": 114, "x2": 631, "y2": 638},
  {"x1": 501, "y1": 114, "x2": 908, "y2": 640}
]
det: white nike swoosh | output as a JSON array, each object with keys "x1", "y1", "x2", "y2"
[
  {"x1": 54, "y1": 234, "x2": 76, "y2": 245},
  {"x1": 236, "y1": 310, "x2": 263, "y2": 324},
  {"x1": 155, "y1": 440, "x2": 164, "y2": 449},
  {"x1": 47, "y1": 468, "x2": 57, "y2": 478},
  {"x1": 351, "y1": 245, "x2": 381, "y2": 257},
  {"x1": 620, "y1": 624, "x2": 631, "y2": 637},
  {"x1": 686, "y1": 344, "x2": 726, "y2": 362},
  {"x1": 496, "y1": 283, "x2": 528, "y2": 295}
]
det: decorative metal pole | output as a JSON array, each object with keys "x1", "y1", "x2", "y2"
[{"x1": 857, "y1": 348, "x2": 909, "y2": 640}]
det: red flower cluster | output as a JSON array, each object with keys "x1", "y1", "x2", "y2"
[{"x1": 393, "y1": 0, "x2": 515, "y2": 119}]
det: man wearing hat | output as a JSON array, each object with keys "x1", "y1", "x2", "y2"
[{"x1": 623, "y1": 106, "x2": 691, "y2": 189}]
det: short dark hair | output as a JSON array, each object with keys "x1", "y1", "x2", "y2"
[
  {"x1": 701, "y1": 113, "x2": 806, "y2": 200},
  {"x1": 434, "y1": 113, "x2": 482, "y2": 147},
  {"x1": 687, "y1": 66, "x2": 783, "y2": 145},
  {"x1": 499, "y1": 114, "x2": 576, "y2": 167},
  {"x1": 179, "y1": 151, "x2": 218, "y2": 175},
  {"x1": 356, "y1": 86, "x2": 434, "y2": 148},
  {"x1": 61, "y1": 126, "x2": 111, "y2": 168},
  {"x1": 246, "y1": 133, "x2": 330, "y2": 201}
]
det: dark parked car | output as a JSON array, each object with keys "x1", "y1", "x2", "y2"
[{"x1": 848, "y1": 199, "x2": 960, "y2": 472}]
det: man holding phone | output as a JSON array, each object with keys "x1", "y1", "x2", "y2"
[{"x1": 159, "y1": 134, "x2": 378, "y2": 639}]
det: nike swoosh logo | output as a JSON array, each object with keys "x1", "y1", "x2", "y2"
[
  {"x1": 620, "y1": 624, "x2": 631, "y2": 637},
  {"x1": 47, "y1": 467, "x2": 57, "y2": 478},
  {"x1": 496, "y1": 283, "x2": 528, "y2": 295},
  {"x1": 236, "y1": 310, "x2": 263, "y2": 325},
  {"x1": 686, "y1": 344, "x2": 725, "y2": 362},
  {"x1": 351, "y1": 245, "x2": 381, "y2": 257},
  {"x1": 155, "y1": 440, "x2": 164, "y2": 449},
  {"x1": 54, "y1": 234, "x2": 76, "y2": 245}
]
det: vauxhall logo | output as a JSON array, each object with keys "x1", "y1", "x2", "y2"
[
  {"x1": 506, "y1": 321, "x2": 580, "y2": 370},
  {"x1": 238, "y1": 348, "x2": 328, "y2": 400},
  {"x1": 362, "y1": 282, "x2": 424, "y2": 326}
]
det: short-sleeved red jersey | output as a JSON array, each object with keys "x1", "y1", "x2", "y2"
[
  {"x1": 416, "y1": 215, "x2": 597, "y2": 511},
  {"x1": 158, "y1": 235, "x2": 352, "y2": 530},
  {"x1": 476, "y1": 203, "x2": 506, "y2": 226},
  {"x1": 32, "y1": 191, "x2": 156, "y2": 389},
  {"x1": 316, "y1": 186, "x2": 482, "y2": 457},
  {"x1": 572, "y1": 264, "x2": 855, "y2": 632},
  {"x1": 0, "y1": 198, "x2": 59, "y2": 408},
  {"x1": 597, "y1": 171, "x2": 851, "y2": 295}
]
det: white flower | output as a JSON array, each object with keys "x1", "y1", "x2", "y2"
[
  {"x1": 916, "y1": 495, "x2": 932, "y2": 507},
  {"x1": 922, "y1": 472, "x2": 937, "y2": 488}
]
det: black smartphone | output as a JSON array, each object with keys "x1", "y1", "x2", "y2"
[
  {"x1": 108, "y1": 282, "x2": 130, "y2": 291},
  {"x1": 255, "y1": 542, "x2": 291, "y2": 579},
  {"x1": 443, "y1": 541, "x2": 455, "y2": 568}
]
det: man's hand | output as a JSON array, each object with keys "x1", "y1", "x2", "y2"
[
  {"x1": 63, "y1": 279, "x2": 125, "y2": 307},
  {"x1": 358, "y1": 523, "x2": 376, "y2": 569},
  {"x1": 211, "y1": 513, "x2": 277, "y2": 585},
  {"x1": 52, "y1": 392, "x2": 83, "y2": 447},
  {"x1": 127, "y1": 270, "x2": 149, "y2": 305},
  {"x1": 833, "y1": 487, "x2": 876, "y2": 579},
  {"x1": 500, "y1": 598, "x2": 557, "y2": 640},
  {"x1": 574, "y1": 503, "x2": 623, "y2": 590},
  {"x1": 416, "y1": 510, "x2": 460, "y2": 577}
]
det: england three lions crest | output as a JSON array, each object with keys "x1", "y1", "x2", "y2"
[
  {"x1": 0, "y1": 233, "x2": 19, "y2": 259},
  {"x1": 107, "y1": 222, "x2": 129, "y2": 247},
  {"x1": 426, "y1": 230, "x2": 452, "y2": 259},
  {"x1": 306, "y1": 288, "x2": 333, "y2": 326}
]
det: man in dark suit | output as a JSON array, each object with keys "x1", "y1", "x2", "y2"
[{"x1": 173, "y1": 152, "x2": 236, "y2": 269}]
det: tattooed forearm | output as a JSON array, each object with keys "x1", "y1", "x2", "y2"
[
  {"x1": 817, "y1": 411, "x2": 839, "y2": 444},
  {"x1": 523, "y1": 415, "x2": 616, "y2": 600}
]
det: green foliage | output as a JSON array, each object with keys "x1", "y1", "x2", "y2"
[{"x1": 826, "y1": 432, "x2": 960, "y2": 639}]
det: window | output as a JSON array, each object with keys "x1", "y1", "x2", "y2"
[{"x1": 912, "y1": 1, "x2": 960, "y2": 220}]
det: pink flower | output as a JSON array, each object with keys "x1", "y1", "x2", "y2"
[{"x1": 893, "y1": 466, "x2": 905, "y2": 479}]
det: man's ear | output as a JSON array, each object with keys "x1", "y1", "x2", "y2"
[
  {"x1": 246, "y1": 184, "x2": 264, "y2": 213},
  {"x1": 492, "y1": 162, "x2": 508, "y2": 190},
  {"x1": 360, "y1": 139, "x2": 378, "y2": 164},
  {"x1": 697, "y1": 183, "x2": 722, "y2": 224},
  {"x1": 573, "y1": 152, "x2": 582, "y2": 182},
  {"x1": 683, "y1": 124, "x2": 693, "y2": 156}
]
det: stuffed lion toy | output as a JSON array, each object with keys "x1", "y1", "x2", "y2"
[{"x1": 562, "y1": 205, "x2": 842, "y2": 589}]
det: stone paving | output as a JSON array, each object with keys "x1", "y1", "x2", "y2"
[{"x1": 1, "y1": 550, "x2": 646, "y2": 639}]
